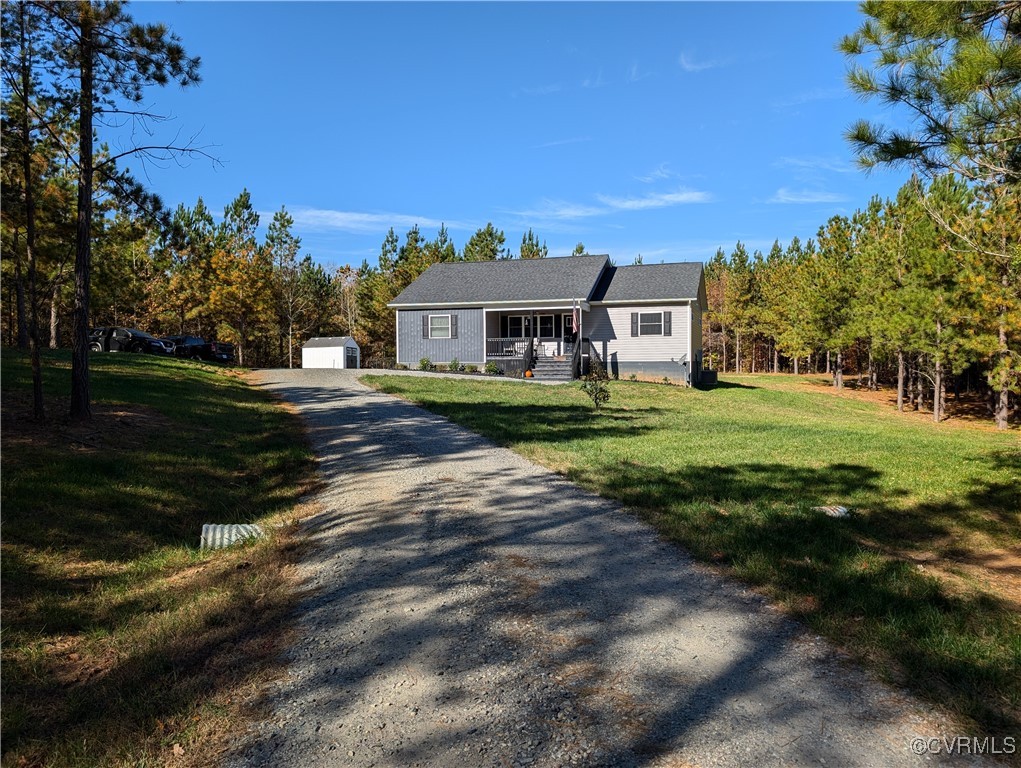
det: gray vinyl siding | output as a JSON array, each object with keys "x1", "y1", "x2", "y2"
[
  {"x1": 397, "y1": 308, "x2": 485, "y2": 364},
  {"x1": 586, "y1": 303, "x2": 694, "y2": 382}
]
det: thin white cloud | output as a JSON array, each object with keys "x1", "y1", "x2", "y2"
[
  {"x1": 597, "y1": 188, "x2": 711, "y2": 210},
  {"x1": 511, "y1": 187, "x2": 711, "y2": 221},
  {"x1": 771, "y1": 87, "x2": 844, "y2": 109},
  {"x1": 775, "y1": 156, "x2": 854, "y2": 174},
  {"x1": 628, "y1": 61, "x2": 653, "y2": 83},
  {"x1": 678, "y1": 52, "x2": 721, "y2": 73},
  {"x1": 768, "y1": 188, "x2": 848, "y2": 204},
  {"x1": 634, "y1": 163, "x2": 676, "y2": 183},
  {"x1": 288, "y1": 208, "x2": 469, "y2": 234},
  {"x1": 514, "y1": 199, "x2": 607, "y2": 221},
  {"x1": 582, "y1": 69, "x2": 610, "y2": 89},
  {"x1": 532, "y1": 136, "x2": 592, "y2": 149}
]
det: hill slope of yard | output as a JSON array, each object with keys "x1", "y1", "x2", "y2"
[
  {"x1": 1, "y1": 351, "x2": 317, "y2": 767},
  {"x1": 365, "y1": 373, "x2": 1021, "y2": 741}
]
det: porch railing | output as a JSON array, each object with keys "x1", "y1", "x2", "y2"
[{"x1": 486, "y1": 337, "x2": 530, "y2": 358}]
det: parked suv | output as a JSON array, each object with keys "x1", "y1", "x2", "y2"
[
  {"x1": 164, "y1": 335, "x2": 235, "y2": 364},
  {"x1": 89, "y1": 327, "x2": 174, "y2": 355}
]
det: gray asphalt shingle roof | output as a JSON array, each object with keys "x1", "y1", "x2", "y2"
[
  {"x1": 389, "y1": 255, "x2": 610, "y2": 306},
  {"x1": 388, "y1": 256, "x2": 704, "y2": 307},
  {"x1": 589, "y1": 263, "x2": 704, "y2": 303},
  {"x1": 303, "y1": 336, "x2": 358, "y2": 348}
]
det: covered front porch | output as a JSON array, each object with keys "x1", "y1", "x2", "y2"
[{"x1": 483, "y1": 307, "x2": 587, "y2": 379}]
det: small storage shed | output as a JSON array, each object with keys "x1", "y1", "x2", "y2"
[{"x1": 301, "y1": 336, "x2": 360, "y2": 369}]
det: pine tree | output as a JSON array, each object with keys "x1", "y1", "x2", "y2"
[
  {"x1": 266, "y1": 206, "x2": 306, "y2": 368},
  {"x1": 725, "y1": 242, "x2": 753, "y2": 372},
  {"x1": 808, "y1": 216, "x2": 856, "y2": 388},
  {"x1": 842, "y1": 0, "x2": 1021, "y2": 426},
  {"x1": 704, "y1": 248, "x2": 732, "y2": 371},
  {"x1": 164, "y1": 198, "x2": 217, "y2": 336},
  {"x1": 520, "y1": 228, "x2": 548, "y2": 259},
  {"x1": 842, "y1": 1, "x2": 1021, "y2": 185},
  {"x1": 463, "y1": 222, "x2": 509, "y2": 261},
  {"x1": 207, "y1": 190, "x2": 273, "y2": 367},
  {"x1": 756, "y1": 240, "x2": 789, "y2": 373},
  {"x1": 40, "y1": 0, "x2": 202, "y2": 420}
]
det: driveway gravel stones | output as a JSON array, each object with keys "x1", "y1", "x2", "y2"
[{"x1": 227, "y1": 368, "x2": 989, "y2": 768}]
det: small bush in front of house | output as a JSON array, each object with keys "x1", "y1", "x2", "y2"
[
  {"x1": 465, "y1": 364, "x2": 478, "y2": 373},
  {"x1": 448, "y1": 357, "x2": 461, "y2": 372},
  {"x1": 395, "y1": 363, "x2": 409, "y2": 371},
  {"x1": 484, "y1": 362, "x2": 500, "y2": 375},
  {"x1": 662, "y1": 376, "x2": 671, "y2": 385},
  {"x1": 580, "y1": 374, "x2": 611, "y2": 410},
  {"x1": 628, "y1": 373, "x2": 638, "y2": 382},
  {"x1": 419, "y1": 357, "x2": 432, "y2": 371},
  {"x1": 589, "y1": 357, "x2": 609, "y2": 381}
]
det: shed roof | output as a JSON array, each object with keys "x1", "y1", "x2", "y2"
[
  {"x1": 389, "y1": 255, "x2": 610, "y2": 307},
  {"x1": 590, "y1": 263, "x2": 704, "y2": 303},
  {"x1": 303, "y1": 336, "x2": 358, "y2": 349}
]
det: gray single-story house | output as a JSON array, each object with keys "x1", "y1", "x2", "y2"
[
  {"x1": 388, "y1": 254, "x2": 706, "y2": 383},
  {"x1": 301, "y1": 336, "x2": 360, "y2": 369}
]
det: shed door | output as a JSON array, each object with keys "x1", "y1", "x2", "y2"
[{"x1": 345, "y1": 346, "x2": 358, "y2": 369}]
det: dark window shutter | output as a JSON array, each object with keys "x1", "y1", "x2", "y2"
[
  {"x1": 664, "y1": 311, "x2": 672, "y2": 336},
  {"x1": 422, "y1": 315, "x2": 429, "y2": 339},
  {"x1": 631, "y1": 313, "x2": 639, "y2": 337},
  {"x1": 451, "y1": 314, "x2": 458, "y2": 339}
]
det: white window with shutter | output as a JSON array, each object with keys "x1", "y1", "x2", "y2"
[
  {"x1": 428, "y1": 314, "x2": 451, "y2": 339},
  {"x1": 639, "y1": 312, "x2": 663, "y2": 336}
]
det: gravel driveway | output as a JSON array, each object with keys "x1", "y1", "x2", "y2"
[{"x1": 227, "y1": 368, "x2": 986, "y2": 768}]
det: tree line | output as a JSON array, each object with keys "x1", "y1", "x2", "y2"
[
  {"x1": 704, "y1": 174, "x2": 1019, "y2": 428},
  {"x1": 0, "y1": 161, "x2": 563, "y2": 368}
]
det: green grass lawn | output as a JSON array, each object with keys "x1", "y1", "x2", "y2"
[
  {"x1": 364, "y1": 373, "x2": 1021, "y2": 741},
  {"x1": 1, "y1": 350, "x2": 317, "y2": 767}
]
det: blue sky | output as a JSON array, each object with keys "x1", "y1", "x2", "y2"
[{"x1": 122, "y1": 1, "x2": 910, "y2": 269}]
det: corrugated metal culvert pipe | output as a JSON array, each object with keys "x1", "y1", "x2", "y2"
[{"x1": 200, "y1": 523, "x2": 264, "y2": 550}]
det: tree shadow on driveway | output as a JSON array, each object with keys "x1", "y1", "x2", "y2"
[{"x1": 231, "y1": 372, "x2": 1014, "y2": 767}]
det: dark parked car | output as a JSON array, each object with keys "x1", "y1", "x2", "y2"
[
  {"x1": 164, "y1": 335, "x2": 235, "y2": 364},
  {"x1": 89, "y1": 327, "x2": 175, "y2": 355}
]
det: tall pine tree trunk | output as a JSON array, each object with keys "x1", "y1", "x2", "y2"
[
  {"x1": 70, "y1": 8, "x2": 94, "y2": 421},
  {"x1": 288, "y1": 320, "x2": 294, "y2": 369},
  {"x1": 49, "y1": 279, "x2": 60, "y2": 349},
  {"x1": 793, "y1": 356, "x2": 799, "y2": 375},
  {"x1": 20, "y1": 4, "x2": 43, "y2": 420},
  {"x1": 773, "y1": 343, "x2": 778, "y2": 374},
  {"x1": 995, "y1": 319, "x2": 1009, "y2": 429},
  {"x1": 934, "y1": 358, "x2": 944, "y2": 423},
  {"x1": 721, "y1": 326, "x2": 728, "y2": 373},
  {"x1": 834, "y1": 350, "x2": 843, "y2": 390},
  {"x1": 897, "y1": 350, "x2": 905, "y2": 411},
  {"x1": 735, "y1": 333, "x2": 742, "y2": 374},
  {"x1": 825, "y1": 350, "x2": 831, "y2": 375}
]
